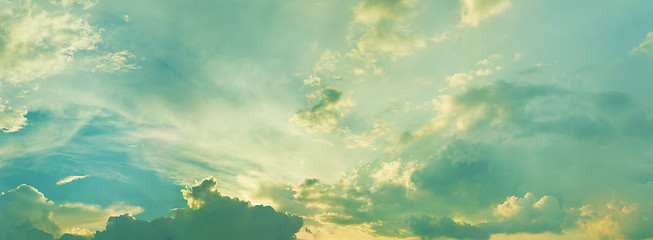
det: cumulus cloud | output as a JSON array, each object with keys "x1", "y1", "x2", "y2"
[
  {"x1": 415, "y1": 81, "x2": 653, "y2": 139},
  {"x1": 407, "y1": 193, "x2": 572, "y2": 240},
  {"x1": 578, "y1": 201, "x2": 653, "y2": 240},
  {"x1": 486, "y1": 193, "x2": 571, "y2": 234},
  {"x1": 408, "y1": 215, "x2": 490, "y2": 240},
  {"x1": 446, "y1": 72, "x2": 474, "y2": 86},
  {"x1": 1, "y1": 178, "x2": 303, "y2": 240},
  {"x1": 459, "y1": 0, "x2": 511, "y2": 27},
  {"x1": 0, "y1": 185, "x2": 61, "y2": 238},
  {"x1": 0, "y1": 98, "x2": 28, "y2": 133},
  {"x1": 303, "y1": 50, "x2": 342, "y2": 87},
  {"x1": 0, "y1": 0, "x2": 140, "y2": 135},
  {"x1": 292, "y1": 88, "x2": 352, "y2": 133},
  {"x1": 258, "y1": 160, "x2": 446, "y2": 238},
  {"x1": 348, "y1": 0, "x2": 427, "y2": 65},
  {"x1": 444, "y1": 54, "x2": 504, "y2": 87},
  {"x1": 631, "y1": 32, "x2": 653, "y2": 55},
  {"x1": 93, "y1": 177, "x2": 303, "y2": 240},
  {"x1": 474, "y1": 54, "x2": 503, "y2": 76},
  {"x1": 410, "y1": 141, "x2": 518, "y2": 207},
  {"x1": 0, "y1": 184, "x2": 141, "y2": 239},
  {"x1": 0, "y1": 0, "x2": 102, "y2": 83},
  {"x1": 264, "y1": 80, "x2": 653, "y2": 239}
]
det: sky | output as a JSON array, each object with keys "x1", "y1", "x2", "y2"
[{"x1": 1, "y1": 0, "x2": 653, "y2": 239}]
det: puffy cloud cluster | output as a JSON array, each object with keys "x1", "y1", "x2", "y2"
[
  {"x1": 410, "y1": 141, "x2": 517, "y2": 208},
  {"x1": 348, "y1": 0, "x2": 426, "y2": 63},
  {"x1": 487, "y1": 193, "x2": 571, "y2": 234},
  {"x1": 1, "y1": 178, "x2": 303, "y2": 240},
  {"x1": 303, "y1": 50, "x2": 342, "y2": 87},
  {"x1": 0, "y1": 0, "x2": 140, "y2": 136},
  {"x1": 0, "y1": 0, "x2": 101, "y2": 84},
  {"x1": 292, "y1": 88, "x2": 351, "y2": 133},
  {"x1": 0, "y1": 185, "x2": 61, "y2": 239},
  {"x1": 0, "y1": 184, "x2": 141, "y2": 239},
  {"x1": 0, "y1": 98, "x2": 28, "y2": 132},
  {"x1": 407, "y1": 193, "x2": 572, "y2": 240},
  {"x1": 446, "y1": 72, "x2": 474, "y2": 87},
  {"x1": 416, "y1": 81, "x2": 653, "y2": 141},
  {"x1": 444, "y1": 54, "x2": 505, "y2": 87},
  {"x1": 264, "y1": 80, "x2": 653, "y2": 239},
  {"x1": 408, "y1": 215, "x2": 489, "y2": 240},
  {"x1": 459, "y1": 0, "x2": 511, "y2": 27},
  {"x1": 94, "y1": 178, "x2": 303, "y2": 240},
  {"x1": 578, "y1": 201, "x2": 653, "y2": 240}
]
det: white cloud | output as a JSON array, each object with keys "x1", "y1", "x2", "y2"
[
  {"x1": 631, "y1": 32, "x2": 653, "y2": 55},
  {"x1": 87, "y1": 50, "x2": 142, "y2": 73},
  {"x1": 459, "y1": 0, "x2": 511, "y2": 27},
  {"x1": 475, "y1": 68, "x2": 494, "y2": 76},
  {"x1": 0, "y1": 184, "x2": 142, "y2": 238},
  {"x1": 0, "y1": 98, "x2": 28, "y2": 133},
  {"x1": 50, "y1": 0, "x2": 98, "y2": 9},
  {"x1": 444, "y1": 54, "x2": 505, "y2": 87},
  {"x1": 578, "y1": 201, "x2": 653, "y2": 240},
  {"x1": 370, "y1": 160, "x2": 416, "y2": 190},
  {"x1": 266, "y1": 80, "x2": 653, "y2": 239},
  {"x1": 347, "y1": 0, "x2": 427, "y2": 66},
  {"x1": 474, "y1": 54, "x2": 503, "y2": 76},
  {"x1": 0, "y1": 0, "x2": 102, "y2": 83},
  {"x1": 291, "y1": 88, "x2": 353, "y2": 133},
  {"x1": 56, "y1": 175, "x2": 88, "y2": 185},
  {"x1": 492, "y1": 193, "x2": 568, "y2": 234},
  {"x1": 446, "y1": 72, "x2": 473, "y2": 86},
  {"x1": 303, "y1": 50, "x2": 341, "y2": 86}
]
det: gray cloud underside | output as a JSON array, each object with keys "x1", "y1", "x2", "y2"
[
  {"x1": 261, "y1": 80, "x2": 653, "y2": 239},
  {"x1": 1, "y1": 178, "x2": 303, "y2": 240}
]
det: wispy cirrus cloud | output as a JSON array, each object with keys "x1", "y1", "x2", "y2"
[
  {"x1": 56, "y1": 175, "x2": 88, "y2": 185},
  {"x1": 459, "y1": 0, "x2": 511, "y2": 27},
  {"x1": 632, "y1": 32, "x2": 653, "y2": 55}
]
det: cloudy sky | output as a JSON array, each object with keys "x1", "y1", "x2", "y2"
[{"x1": 1, "y1": 0, "x2": 653, "y2": 239}]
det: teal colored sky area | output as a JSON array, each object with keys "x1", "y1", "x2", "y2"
[{"x1": 1, "y1": 0, "x2": 653, "y2": 239}]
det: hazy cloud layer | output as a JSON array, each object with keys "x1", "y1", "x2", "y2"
[{"x1": 1, "y1": 0, "x2": 652, "y2": 239}]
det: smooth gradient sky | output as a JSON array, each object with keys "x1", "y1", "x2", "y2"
[{"x1": 1, "y1": 0, "x2": 653, "y2": 239}]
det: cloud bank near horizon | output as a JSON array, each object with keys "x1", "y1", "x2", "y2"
[{"x1": 0, "y1": 178, "x2": 303, "y2": 240}]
